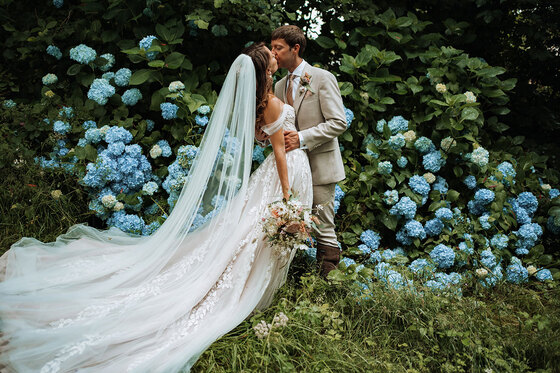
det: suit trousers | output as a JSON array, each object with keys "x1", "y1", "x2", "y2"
[{"x1": 312, "y1": 182, "x2": 339, "y2": 247}]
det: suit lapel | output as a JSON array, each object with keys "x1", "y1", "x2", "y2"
[
  {"x1": 293, "y1": 64, "x2": 311, "y2": 117},
  {"x1": 277, "y1": 75, "x2": 288, "y2": 103}
]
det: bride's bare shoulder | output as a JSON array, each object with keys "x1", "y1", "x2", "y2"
[{"x1": 263, "y1": 95, "x2": 284, "y2": 124}]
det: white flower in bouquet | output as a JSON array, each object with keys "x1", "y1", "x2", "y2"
[
  {"x1": 436, "y1": 83, "x2": 447, "y2": 93},
  {"x1": 101, "y1": 194, "x2": 117, "y2": 208},
  {"x1": 464, "y1": 91, "x2": 477, "y2": 103},
  {"x1": 262, "y1": 196, "x2": 317, "y2": 262}
]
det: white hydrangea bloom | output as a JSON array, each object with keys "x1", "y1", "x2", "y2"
[
  {"x1": 436, "y1": 83, "x2": 447, "y2": 93},
  {"x1": 51, "y1": 189, "x2": 62, "y2": 199},
  {"x1": 101, "y1": 194, "x2": 117, "y2": 208},
  {"x1": 475, "y1": 268, "x2": 488, "y2": 278},
  {"x1": 527, "y1": 265, "x2": 537, "y2": 276},
  {"x1": 403, "y1": 130, "x2": 416, "y2": 142},
  {"x1": 168, "y1": 81, "x2": 185, "y2": 93},
  {"x1": 440, "y1": 136, "x2": 457, "y2": 151},
  {"x1": 464, "y1": 91, "x2": 476, "y2": 103},
  {"x1": 541, "y1": 184, "x2": 551, "y2": 191},
  {"x1": 150, "y1": 144, "x2": 162, "y2": 159},
  {"x1": 113, "y1": 201, "x2": 124, "y2": 211},
  {"x1": 423, "y1": 173, "x2": 436, "y2": 184},
  {"x1": 99, "y1": 125, "x2": 110, "y2": 135}
]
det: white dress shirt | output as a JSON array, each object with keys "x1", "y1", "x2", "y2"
[{"x1": 286, "y1": 60, "x2": 308, "y2": 149}]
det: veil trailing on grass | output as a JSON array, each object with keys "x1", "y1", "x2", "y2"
[{"x1": 0, "y1": 54, "x2": 258, "y2": 372}]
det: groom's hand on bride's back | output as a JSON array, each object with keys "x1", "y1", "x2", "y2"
[{"x1": 283, "y1": 130, "x2": 300, "y2": 151}]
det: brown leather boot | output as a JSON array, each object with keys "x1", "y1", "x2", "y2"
[{"x1": 316, "y1": 244, "x2": 341, "y2": 278}]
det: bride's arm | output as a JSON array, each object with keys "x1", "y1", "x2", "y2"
[{"x1": 263, "y1": 98, "x2": 290, "y2": 200}]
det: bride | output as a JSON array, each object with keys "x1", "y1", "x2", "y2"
[{"x1": 0, "y1": 43, "x2": 313, "y2": 372}]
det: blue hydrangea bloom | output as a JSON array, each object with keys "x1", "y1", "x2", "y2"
[
  {"x1": 344, "y1": 107, "x2": 354, "y2": 128},
  {"x1": 114, "y1": 68, "x2": 132, "y2": 87},
  {"x1": 70, "y1": 44, "x2": 97, "y2": 64},
  {"x1": 506, "y1": 257, "x2": 528, "y2": 284},
  {"x1": 121, "y1": 88, "x2": 142, "y2": 106},
  {"x1": 435, "y1": 207, "x2": 453, "y2": 221},
  {"x1": 425, "y1": 218, "x2": 444, "y2": 237},
  {"x1": 414, "y1": 137, "x2": 435, "y2": 154},
  {"x1": 387, "y1": 116, "x2": 409, "y2": 134},
  {"x1": 535, "y1": 268, "x2": 553, "y2": 281},
  {"x1": 145, "y1": 119, "x2": 155, "y2": 132},
  {"x1": 197, "y1": 105, "x2": 211, "y2": 115},
  {"x1": 463, "y1": 175, "x2": 477, "y2": 189},
  {"x1": 378, "y1": 161, "x2": 392, "y2": 175},
  {"x1": 513, "y1": 222, "x2": 543, "y2": 255},
  {"x1": 107, "y1": 211, "x2": 145, "y2": 235},
  {"x1": 360, "y1": 230, "x2": 381, "y2": 251},
  {"x1": 156, "y1": 140, "x2": 172, "y2": 157},
  {"x1": 53, "y1": 0, "x2": 63, "y2": 8},
  {"x1": 58, "y1": 106, "x2": 74, "y2": 119},
  {"x1": 409, "y1": 175, "x2": 430, "y2": 196},
  {"x1": 139, "y1": 35, "x2": 159, "y2": 60},
  {"x1": 495, "y1": 161, "x2": 516, "y2": 186},
  {"x1": 404, "y1": 220, "x2": 426, "y2": 239},
  {"x1": 430, "y1": 244, "x2": 455, "y2": 268},
  {"x1": 479, "y1": 214, "x2": 492, "y2": 230},
  {"x1": 388, "y1": 134, "x2": 405, "y2": 150},
  {"x1": 480, "y1": 249, "x2": 497, "y2": 268},
  {"x1": 46, "y1": 45, "x2": 62, "y2": 60},
  {"x1": 408, "y1": 259, "x2": 436, "y2": 277},
  {"x1": 382, "y1": 190, "x2": 399, "y2": 205},
  {"x1": 432, "y1": 176, "x2": 448, "y2": 194},
  {"x1": 107, "y1": 141, "x2": 125, "y2": 156},
  {"x1": 82, "y1": 120, "x2": 97, "y2": 130},
  {"x1": 366, "y1": 149, "x2": 379, "y2": 158},
  {"x1": 547, "y1": 216, "x2": 560, "y2": 235},
  {"x1": 105, "y1": 126, "x2": 133, "y2": 144},
  {"x1": 475, "y1": 189, "x2": 495, "y2": 205},
  {"x1": 423, "y1": 151, "x2": 445, "y2": 172},
  {"x1": 390, "y1": 196, "x2": 417, "y2": 220},
  {"x1": 252, "y1": 145, "x2": 265, "y2": 164},
  {"x1": 490, "y1": 233, "x2": 509, "y2": 250},
  {"x1": 342, "y1": 257, "x2": 357, "y2": 267},
  {"x1": 550, "y1": 189, "x2": 560, "y2": 199},
  {"x1": 99, "y1": 53, "x2": 115, "y2": 72},
  {"x1": 3, "y1": 100, "x2": 16, "y2": 109},
  {"x1": 102, "y1": 72, "x2": 115, "y2": 81},
  {"x1": 160, "y1": 102, "x2": 179, "y2": 120},
  {"x1": 42, "y1": 73, "x2": 58, "y2": 85},
  {"x1": 195, "y1": 115, "x2": 209, "y2": 126},
  {"x1": 84, "y1": 128, "x2": 103, "y2": 144},
  {"x1": 376, "y1": 119, "x2": 387, "y2": 133},
  {"x1": 142, "y1": 181, "x2": 158, "y2": 195},
  {"x1": 53, "y1": 120, "x2": 71, "y2": 135},
  {"x1": 470, "y1": 147, "x2": 489, "y2": 167},
  {"x1": 87, "y1": 78, "x2": 115, "y2": 105},
  {"x1": 425, "y1": 272, "x2": 463, "y2": 297},
  {"x1": 517, "y1": 192, "x2": 538, "y2": 216},
  {"x1": 397, "y1": 156, "x2": 408, "y2": 168},
  {"x1": 395, "y1": 227, "x2": 412, "y2": 245}
]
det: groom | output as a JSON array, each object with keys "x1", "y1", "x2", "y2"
[{"x1": 271, "y1": 25, "x2": 347, "y2": 277}]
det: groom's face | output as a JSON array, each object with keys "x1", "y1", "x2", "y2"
[{"x1": 271, "y1": 38, "x2": 299, "y2": 70}]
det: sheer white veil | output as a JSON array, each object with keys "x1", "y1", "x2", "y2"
[{"x1": 0, "y1": 54, "x2": 258, "y2": 371}]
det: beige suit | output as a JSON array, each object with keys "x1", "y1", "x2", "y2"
[{"x1": 275, "y1": 63, "x2": 347, "y2": 246}]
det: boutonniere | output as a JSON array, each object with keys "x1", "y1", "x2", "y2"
[{"x1": 299, "y1": 72, "x2": 315, "y2": 95}]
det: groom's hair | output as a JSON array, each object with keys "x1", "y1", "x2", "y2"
[{"x1": 271, "y1": 25, "x2": 306, "y2": 57}]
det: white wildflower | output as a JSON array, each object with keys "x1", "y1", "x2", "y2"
[
  {"x1": 51, "y1": 190, "x2": 63, "y2": 199},
  {"x1": 272, "y1": 312, "x2": 289, "y2": 328},
  {"x1": 253, "y1": 320, "x2": 271, "y2": 339}
]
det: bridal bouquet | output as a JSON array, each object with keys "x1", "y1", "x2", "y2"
[{"x1": 262, "y1": 197, "x2": 318, "y2": 262}]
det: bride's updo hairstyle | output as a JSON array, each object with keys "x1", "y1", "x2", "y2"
[{"x1": 242, "y1": 42, "x2": 273, "y2": 141}]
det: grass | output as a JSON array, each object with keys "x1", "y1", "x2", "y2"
[{"x1": 1, "y1": 162, "x2": 559, "y2": 373}]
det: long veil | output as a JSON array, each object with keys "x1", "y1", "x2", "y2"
[{"x1": 0, "y1": 54, "x2": 258, "y2": 372}]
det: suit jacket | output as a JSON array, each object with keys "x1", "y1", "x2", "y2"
[{"x1": 274, "y1": 64, "x2": 347, "y2": 186}]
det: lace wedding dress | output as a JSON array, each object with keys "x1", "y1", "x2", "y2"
[{"x1": 0, "y1": 55, "x2": 312, "y2": 372}]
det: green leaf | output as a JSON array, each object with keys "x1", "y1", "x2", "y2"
[
  {"x1": 379, "y1": 96, "x2": 395, "y2": 105},
  {"x1": 447, "y1": 189, "x2": 460, "y2": 202},
  {"x1": 148, "y1": 60, "x2": 165, "y2": 68},
  {"x1": 67, "y1": 64, "x2": 82, "y2": 76},
  {"x1": 165, "y1": 52, "x2": 185, "y2": 69},
  {"x1": 381, "y1": 215, "x2": 398, "y2": 230},
  {"x1": 339, "y1": 82, "x2": 353, "y2": 96},
  {"x1": 461, "y1": 107, "x2": 479, "y2": 121},
  {"x1": 129, "y1": 69, "x2": 152, "y2": 85},
  {"x1": 315, "y1": 36, "x2": 336, "y2": 49}
]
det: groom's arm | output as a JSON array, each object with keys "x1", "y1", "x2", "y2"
[{"x1": 299, "y1": 71, "x2": 347, "y2": 151}]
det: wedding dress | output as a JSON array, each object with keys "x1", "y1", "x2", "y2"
[{"x1": 0, "y1": 55, "x2": 312, "y2": 372}]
